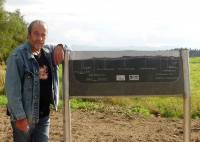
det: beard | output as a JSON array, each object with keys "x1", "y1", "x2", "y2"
[{"x1": 34, "y1": 43, "x2": 44, "y2": 50}]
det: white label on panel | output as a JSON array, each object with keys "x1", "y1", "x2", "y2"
[
  {"x1": 116, "y1": 75, "x2": 126, "y2": 81},
  {"x1": 129, "y1": 75, "x2": 139, "y2": 81}
]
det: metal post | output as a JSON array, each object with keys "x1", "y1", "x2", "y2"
[
  {"x1": 62, "y1": 51, "x2": 71, "y2": 142},
  {"x1": 181, "y1": 49, "x2": 191, "y2": 142}
]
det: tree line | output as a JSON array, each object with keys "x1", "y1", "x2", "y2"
[
  {"x1": 189, "y1": 49, "x2": 200, "y2": 57},
  {"x1": 173, "y1": 48, "x2": 200, "y2": 57},
  {"x1": 0, "y1": 0, "x2": 27, "y2": 64}
]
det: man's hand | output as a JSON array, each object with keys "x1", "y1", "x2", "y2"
[
  {"x1": 16, "y1": 118, "x2": 29, "y2": 132},
  {"x1": 53, "y1": 44, "x2": 64, "y2": 65}
]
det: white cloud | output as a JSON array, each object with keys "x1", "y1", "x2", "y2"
[{"x1": 4, "y1": 0, "x2": 200, "y2": 50}]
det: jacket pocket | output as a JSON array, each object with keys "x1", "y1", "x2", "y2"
[{"x1": 23, "y1": 71, "x2": 33, "y2": 91}]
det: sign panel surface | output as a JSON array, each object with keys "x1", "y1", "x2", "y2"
[{"x1": 69, "y1": 51, "x2": 184, "y2": 96}]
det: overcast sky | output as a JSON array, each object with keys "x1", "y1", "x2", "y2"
[{"x1": 4, "y1": 0, "x2": 200, "y2": 50}]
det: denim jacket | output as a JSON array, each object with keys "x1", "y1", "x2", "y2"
[{"x1": 5, "y1": 42, "x2": 59, "y2": 124}]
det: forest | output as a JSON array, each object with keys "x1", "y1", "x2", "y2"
[{"x1": 0, "y1": 0, "x2": 27, "y2": 64}]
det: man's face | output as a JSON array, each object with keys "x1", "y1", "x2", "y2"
[{"x1": 28, "y1": 23, "x2": 47, "y2": 51}]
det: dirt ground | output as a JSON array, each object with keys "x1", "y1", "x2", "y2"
[{"x1": 1, "y1": 107, "x2": 200, "y2": 142}]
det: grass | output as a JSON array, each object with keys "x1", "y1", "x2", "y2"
[
  {"x1": 97, "y1": 96, "x2": 183, "y2": 118},
  {"x1": 0, "y1": 95, "x2": 7, "y2": 106},
  {"x1": 0, "y1": 64, "x2": 5, "y2": 95},
  {"x1": 70, "y1": 98, "x2": 104, "y2": 111},
  {"x1": 189, "y1": 57, "x2": 200, "y2": 119},
  {"x1": 1, "y1": 57, "x2": 200, "y2": 118}
]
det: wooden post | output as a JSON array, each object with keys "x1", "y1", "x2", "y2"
[
  {"x1": 181, "y1": 49, "x2": 191, "y2": 142},
  {"x1": 63, "y1": 51, "x2": 71, "y2": 142}
]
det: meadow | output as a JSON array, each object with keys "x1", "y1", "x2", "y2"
[{"x1": 0, "y1": 57, "x2": 200, "y2": 118}]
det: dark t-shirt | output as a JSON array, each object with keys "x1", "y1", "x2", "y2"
[{"x1": 34, "y1": 49, "x2": 52, "y2": 118}]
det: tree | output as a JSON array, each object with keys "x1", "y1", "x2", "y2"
[{"x1": 0, "y1": 0, "x2": 27, "y2": 63}]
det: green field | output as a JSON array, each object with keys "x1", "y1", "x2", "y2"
[{"x1": 1, "y1": 57, "x2": 200, "y2": 118}]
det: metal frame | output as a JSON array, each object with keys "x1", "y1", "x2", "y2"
[
  {"x1": 63, "y1": 49, "x2": 191, "y2": 142},
  {"x1": 63, "y1": 51, "x2": 71, "y2": 142},
  {"x1": 182, "y1": 50, "x2": 191, "y2": 142}
]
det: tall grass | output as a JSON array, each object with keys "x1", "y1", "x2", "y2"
[
  {"x1": 189, "y1": 57, "x2": 200, "y2": 118},
  {"x1": 0, "y1": 64, "x2": 5, "y2": 95}
]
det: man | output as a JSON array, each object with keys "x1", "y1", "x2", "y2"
[{"x1": 5, "y1": 20, "x2": 65, "y2": 142}]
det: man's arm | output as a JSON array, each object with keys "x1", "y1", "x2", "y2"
[
  {"x1": 5, "y1": 54, "x2": 29, "y2": 132},
  {"x1": 5, "y1": 54, "x2": 26, "y2": 120}
]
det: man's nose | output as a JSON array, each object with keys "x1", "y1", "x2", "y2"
[
  {"x1": 36, "y1": 34, "x2": 44, "y2": 41},
  {"x1": 35, "y1": 32, "x2": 45, "y2": 41}
]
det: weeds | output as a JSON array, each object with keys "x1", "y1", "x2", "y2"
[{"x1": 0, "y1": 64, "x2": 5, "y2": 95}]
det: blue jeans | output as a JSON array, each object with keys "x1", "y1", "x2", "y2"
[{"x1": 11, "y1": 116, "x2": 50, "y2": 142}]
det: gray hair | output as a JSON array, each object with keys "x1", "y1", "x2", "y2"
[{"x1": 28, "y1": 20, "x2": 48, "y2": 35}]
